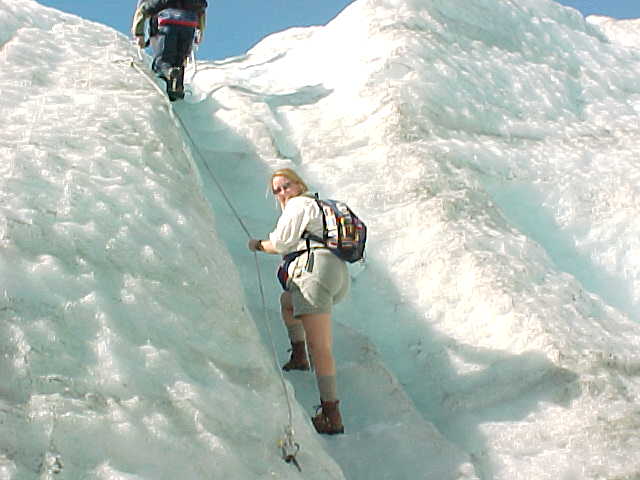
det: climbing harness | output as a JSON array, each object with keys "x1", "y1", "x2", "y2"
[{"x1": 129, "y1": 48, "x2": 303, "y2": 471}]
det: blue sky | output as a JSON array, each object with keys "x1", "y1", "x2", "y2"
[{"x1": 37, "y1": 0, "x2": 640, "y2": 60}]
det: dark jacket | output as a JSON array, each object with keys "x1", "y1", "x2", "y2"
[{"x1": 131, "y1": 0, "x2": 206, "y2": 38}]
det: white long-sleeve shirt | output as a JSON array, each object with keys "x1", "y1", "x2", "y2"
[{"x1": 268, "y1": 194, "x2": 325, "y2": 255}]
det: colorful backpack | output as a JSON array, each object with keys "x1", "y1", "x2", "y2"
[{"x1": 304, "y1": 194, "x2": 367, "y2": 263}]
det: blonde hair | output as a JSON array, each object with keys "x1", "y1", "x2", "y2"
[{"x1": 270, "y1": 168, "x2": 309, "y2": 194}]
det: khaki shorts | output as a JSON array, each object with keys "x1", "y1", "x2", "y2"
[{"x1": 289, "y1": 249, "x2": 350, "y2": 316}]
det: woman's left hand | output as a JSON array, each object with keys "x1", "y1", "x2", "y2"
[{"x1": 248, "y1": 239, "x2": 261, "y2": 252}]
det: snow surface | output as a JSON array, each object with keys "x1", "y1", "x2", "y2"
[
  {"x1": 587, "y1": 15, "x2": 640, "y2": 49},
  {"x1": 2, "y1": 0, "x2": 640, "y2": 479}
]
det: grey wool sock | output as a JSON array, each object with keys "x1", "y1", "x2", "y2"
[
  {"x1": 317, "y1": 375, "x2": 338, "y2": 402},
  {"x1": 286, "y1": 323, "x2": 306, "y2": 343}
]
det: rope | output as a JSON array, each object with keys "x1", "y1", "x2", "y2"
[{"x1": 130, "y1": 51, "x2": 302, "y2": 469}]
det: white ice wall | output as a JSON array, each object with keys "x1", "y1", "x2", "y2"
[
  {"x1": 3, "y1": 0, "x2": 640, "y2": 479},
  {"x1": 0, "y1": 1, "x2": 345, "y2": 478},
  {"x1": 191, "y1": 0, "x2": 640, "y2": 478}
]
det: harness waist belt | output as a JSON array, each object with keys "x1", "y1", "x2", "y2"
[{"x1": 158, "y1": 18, "x2": 199, "y2": 27}]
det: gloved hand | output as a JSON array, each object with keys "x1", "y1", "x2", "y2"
[
  {"x1": 140, "y1": 3, "x2": 152, "y2": 16},
  {"x1": 248, "y1": 239, "x2": 262, "y2": 252},
  {"x1": 135, "y1": 36, "x2": 146, "y2": 48}
]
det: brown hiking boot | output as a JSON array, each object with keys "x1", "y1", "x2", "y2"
[
  {"x1": 282, "y1": 341, "x2": 310, "y2": 371},
  {"x1": 312, "y1": 400, "x2": 344, "y2": 435}
]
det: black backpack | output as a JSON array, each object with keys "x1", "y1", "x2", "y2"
[
  {"x1": 179, "y1": 0, "x2": 207, "y2": 12},
  {"x1": 142, "y1": 0, "x2": 207, "y2": 16}
]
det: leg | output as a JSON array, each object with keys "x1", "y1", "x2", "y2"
[
  {"x1": 280, "y1": 292, "x2": 309, "y2": 371},
  {"x1": 301, "y1": 313, "x2": 344, "y2": 434},
  {"x1": 150, "y1": 34, "x2": 167, "y2": 77},
  {"x1": 168, "y1": 27, "x2": 194, "y2": 99},
  {"x1": 158, "y1": 25, "x2": 179, "y2": 71},
  {"x1": 174, "y1": 27, "x2": 195, "y2": 68},
  {"x1": 289, "y1": 252, "x2": 347, "y2": 434},
  {"x1": 280, "y1": 291, "x2": 298, "y2": 329},
  {"x1": 299, "y1": 313, "x2": 334, "y2": 377}
]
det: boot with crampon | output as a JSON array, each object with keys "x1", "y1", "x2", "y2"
[
  {"x1": 312, "y1": 400, "x2": 344, "y2": 435},
  {"x1": 282, "y1": 341, "x2": 310, "y2": 372},
  {"x1": 166, "y1": 66, "x2": 185, "y2": 101}
]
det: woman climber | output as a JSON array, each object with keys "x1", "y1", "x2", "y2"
[{"x1": 248, "y1": 168, "x2": 350, "y2": 435}]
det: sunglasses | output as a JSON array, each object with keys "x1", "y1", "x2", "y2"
[{"x1": 272, "y1": 182, "x2": 292, "y2": 195}]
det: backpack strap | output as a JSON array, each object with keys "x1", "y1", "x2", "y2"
[
  {"x1": 300, "y1": 193, "x2": 329, "y2": 271},
  {"x1": 302, "y1": 193, "x2": 328, "y2": 244}
]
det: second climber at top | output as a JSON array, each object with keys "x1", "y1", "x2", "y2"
[{"x1": 131, "y1": 0, "x2": 207, "y2": 101}]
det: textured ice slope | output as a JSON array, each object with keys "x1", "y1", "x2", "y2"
[
  {"x1": 190, "y1": 0, "x2": 640, "y2": 478},
  {"x1": 0, "y1": 1, "x2": 345, "y2": 478},
  {"x1": 3, "y1": 0, "x2": 640, "y2": 479}
]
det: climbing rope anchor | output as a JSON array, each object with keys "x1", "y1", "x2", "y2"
[{"x1": 279, "y1": 426, "x2": 301, "y2": 472}]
